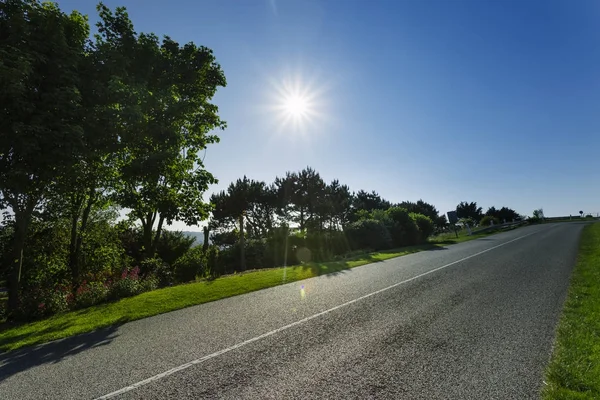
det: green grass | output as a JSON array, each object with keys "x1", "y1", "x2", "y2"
[
  {"x1": 0, "y1": 223, "x2": 522, "y2": 353},
  {"x1": 0, "y1": 244, "x2": 440, "y2": 352},
  {"x1": 543, "y1": 222, "x2": 600, "y2": 399},
  {"x1": 429, "y1": 223, "x2": 521, "y2": 244}
]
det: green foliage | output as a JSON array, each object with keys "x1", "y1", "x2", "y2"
[
  {"x1": 456, "y1": 201, "x2": 484, "y2": 222},
  {"x1": 108, "y1": 277, "x2": 141, "y2": 300},
  {"x1": 385, "y1": 207, "x2": 420, "y2": 247},
  {"x1": 480, "y1": 215, "x2": 500, "y2": 226},
  {"x1": 485, "y1": 206, "x2": 520, "y2": 223},
  {"x1": 140, "y1": 257, "x2": 172, "y2": 287},
  {"x1": 173, "y1": 247, "x2": 207, "y2": 282},
  {"x1": 410, "y1": 213, "x2": 435, "y2": 242},
  {"x1": 73, "y1": 282, "x2": 109, "y2": 310},
  {"x1": 155, "y1": 230, "x2": 196, "y2": 266},
  {"x1": 0, "y1": 0, "x2": 90, "y2": 311},
  {"x1": 345, "y1": 219, "x2": 392, "y2": 251},
  {"x1": 16, "y1": 285, "x2": 70, "y2": 321}
]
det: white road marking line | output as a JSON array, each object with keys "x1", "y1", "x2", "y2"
[{"x1": 95, "y1": 230, "x2": 538, "y2": 399}]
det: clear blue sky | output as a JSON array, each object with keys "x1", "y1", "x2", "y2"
[{"x1": 58, "y1": 0, "x2": 600, "y2": 229}]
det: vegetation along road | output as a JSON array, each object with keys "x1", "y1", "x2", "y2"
[{"x1": 0, "y1": 222, "x2": 585, "y2": 399}]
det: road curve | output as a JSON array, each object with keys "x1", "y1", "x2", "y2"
[{"x1": 0, "y1": 223, "x2": 584, "y2": 399}]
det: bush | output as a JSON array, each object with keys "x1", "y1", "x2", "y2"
[
  {"x1": 385, "y1": 207, "x2": 420, "y2": 247},
  {"x1": 410, "y1": 213, "x2": 434, "y2": 243},
  {"x1": 72, "y1": 281, "x2": 109, "y2": 309},
  {"x1": 140, "y1": 257, "x2": 173, "y2": 287},
  {"x1": 480, "y1": 215, "x2": 499, "y2": 226},
  {"x1": 173, "y1": 247, "x2": 206, "y2": 282},
  {"x1": 16, "y1": 285, "x2": 70, "y2": 320},
  {"x1": 108, "y1": 267, "x2": 142, "y2": 300},
  {"x1": 139, "y1": 275, "x2": 159, "y2": 293},
  {"x1": 344, "y1": 219, "x2": 392, "y2": 251},
  {"x1": 205, "y1": 246, "x2": 222, "y2": 278},
  {"x1": 155, "y1": 230, "x2": 196, "y2": 266}
]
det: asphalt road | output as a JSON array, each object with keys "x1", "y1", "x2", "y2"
[{"x1": 0, "y1": 222, "x2": 584, "y2": 399}]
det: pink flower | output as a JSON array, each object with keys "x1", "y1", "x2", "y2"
[{"x1": 38, "y1": 303, "x2": 45, "y2": 309}]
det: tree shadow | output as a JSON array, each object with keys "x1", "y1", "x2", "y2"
[{"x1": 0, "y1": 325, "x2": 118, "y2": 383}]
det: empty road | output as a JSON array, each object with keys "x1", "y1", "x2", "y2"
[{"x1": 0, "y1": 222, "x2": 584, "y2": 399}]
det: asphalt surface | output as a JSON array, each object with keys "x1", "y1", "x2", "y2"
[{"x1": 0, "y1": 222, "x2": 585, "y2": 399}]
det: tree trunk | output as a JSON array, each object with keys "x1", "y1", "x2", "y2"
[
  {"x1": 68, "y1": 200, "x2": 81, "y2": 285},
  {"x1": 202, "y1": 226, "x2": 209, "y2": 251},
  {"x1": 150, "y1": 215, "x2": 165, "y2": 257},
  {"x1": 239, "y1": 213, "x2": 246, "y2": 271},
  {"x1": 141, "y1": 219, "x2": 153, "y2": 260},
  {"x1": 7, "y1": 208, "x2": 32, "y2": 314},
  {"x1": 72, "y1": 194, "x2": 95, "y2": 284}
]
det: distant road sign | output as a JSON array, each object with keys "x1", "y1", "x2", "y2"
[{"x1": 447, "y1": 211, "x2": 458, "y2": 225}]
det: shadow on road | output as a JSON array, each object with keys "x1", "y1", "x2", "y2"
[{"x1": 0, "y1": 325, "x2": 118, "y2": 382}]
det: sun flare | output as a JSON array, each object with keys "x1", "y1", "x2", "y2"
[
  {"x1": 265, "y1": 70, "x2": 331, "y2": 135},
  {"x1": 283, "y1": 94, "x2": 309, "y2": 118}
]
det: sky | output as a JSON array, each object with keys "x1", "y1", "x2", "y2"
[{"x1": 57, "y1": 0, "x2": 600, "y2": 230}]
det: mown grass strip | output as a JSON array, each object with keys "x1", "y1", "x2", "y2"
[
  {"x1": 0, "y1": 244, "x2": 441, "y2": 352},
  {"x1": 543, "y1": 222, "x2": 600, "y2": 399},
  {"x1": 0, "y1": 224, "x2": 523, "y2": 353}
]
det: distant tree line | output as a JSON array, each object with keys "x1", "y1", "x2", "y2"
[{"x1": 206, "y1": 166, "x2": 448, "y2": 272}]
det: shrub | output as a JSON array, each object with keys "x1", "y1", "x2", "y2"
[
  {"x1": 140, "y1": 257, "x2": 173, "y2": 287},
  {"x1": 173, "y1": 247, "x2": 206, "y2": 282},
  {"x1": 344, "y1": 219, "x2": 392, "y2": 251},
  {"x1": 72, "y1": 281, "x2": 109, "y2": 309},
  {"x1": 139, "y1": 275, "x2": 159, "y2": 293},
  {"x1": 480, "y1": 215, "x2": 499, "y2": 226},
  {"x1": 108, "y1": 268, "x2": 142, "y2": 300},
  {"x1": 205, "y1": 246, "x2": 222, "y2": 278},
  {"x1": 155, "y1": 230, "x2": 196, "y2": 266},
  {"x1": 16, "y1": 285, "x2": 70, "y2": 320},
  {"x1": 410, "y1": 213, "x2": 435, "y2": 243},
  {"x1": 385, "y1": 207, "x2": 420, "y2": 247}
]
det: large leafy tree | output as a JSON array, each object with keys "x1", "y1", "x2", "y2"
[
  {"x1": 53, "y1": 4, "x2": 136, "y2": 285},
  {"x1": 114, "y1": 28, "x2": 226, "y2": 258},
  {"x1": 0, "y1": 0, "x2": 89, "y2": 312}
]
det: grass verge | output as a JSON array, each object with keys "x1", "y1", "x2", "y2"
[
  {"x1": 543, "y1": 222, "x2": 600, "y2": 399},
  {"x1": 0, "y1": 244, "x2": 440, "y2": 352},
  {"x1": 0, "y1": 224, "x2": 520, "y2": 353}
]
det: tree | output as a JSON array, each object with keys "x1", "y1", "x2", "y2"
[
  {"x1": 114, "y1": 27, "x2": 226, "y2": 259},
  {"x1": 275, "y1": 167, "x2": 326, "y2": 232},
  {"x1": 456, "y1": 201, "x2": 483, "y2": 223},
  {"x1": 350, "y1": 190, "x2": 391, "y2": 222},
  {"x1": 579, "y1": 210, "x2": 584, "y2": 218},
  {"x1": 0, "y1": 0, "x2": 89, "y2": 312},
  {"x1": 210, "y1": 177, "x2": 273, "y2": 270},
  {"x1": 52, "y1": 3, "x2": 136, "y2": 286},
  {"x1": 398, "y1": 199, "x2": 445, "y2": 228},
  {"x1": 533, "y1": 209, "x2": 544, "y2": 219},
  {"x1": 485, "y1": 206, "x2": 520, "y2": 224}
]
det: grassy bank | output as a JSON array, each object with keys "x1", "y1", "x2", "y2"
[
  {"x1": 0, "y1": 225, "x2": 519, "y2": 353},
  {"x1": 0, "y1": 244, "x2": 439, "y2": 352},
  {"x1": 543, "y1": 222, "x2": 600, "y2": 399}
]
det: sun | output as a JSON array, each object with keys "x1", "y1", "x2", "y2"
[
  {"x1": 283, "y1": 94, "x2": 309, "y2": 118},
  {"x1": 263, "y1": 70, "x2": 331, "y2": 135}
]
